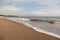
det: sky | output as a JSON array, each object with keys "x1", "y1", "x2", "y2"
[{"x1": 0, "y1": 0, "x2": 60, "y2": 16}]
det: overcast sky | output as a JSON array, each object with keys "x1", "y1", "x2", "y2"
[{"x1": 0, "y1": 0, "x2": 60, "y2": 16}]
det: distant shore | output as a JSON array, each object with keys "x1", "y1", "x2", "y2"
[{"x1": 0, "y1": 18, "x2": 59, "y2": 40}]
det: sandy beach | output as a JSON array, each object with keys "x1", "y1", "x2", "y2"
[{"x1": 0, "y1": 18, "x2": 60, "y2": 40}]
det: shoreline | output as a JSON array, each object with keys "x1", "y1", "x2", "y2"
[
  {"x1": 4, "y1": 17, "x2": 60, "y2": 38},
  {"x1": 0, "y1": 18, "x2": 60, "y2": 40},
  {"x1": 22, "y1": 21, "x2": 60, "y2": 38}
]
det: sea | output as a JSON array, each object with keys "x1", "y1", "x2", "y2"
[{"x1": 0, "y1": 17, "x2": 60, "y2": 38}]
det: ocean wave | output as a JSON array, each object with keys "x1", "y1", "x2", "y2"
[{"x1": 1, "y1": 17, "x2": 60, "y2": 38}]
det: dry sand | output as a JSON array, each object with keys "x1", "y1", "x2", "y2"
[{"x1": 0, "y1": 18, "x2": 60, "y2": 40}]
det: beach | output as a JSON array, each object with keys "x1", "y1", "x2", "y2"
[{"x1": 0, "y1": 18, "x2": 60, "y2": 40}]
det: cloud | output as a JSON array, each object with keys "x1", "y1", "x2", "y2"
[
  {"x1": 1, "y1": 0, "x2": 60, "y2": 16},
  {"x1": 0, "y1": 6, "x2": 20, "y2": 11},
  {"x1": 31, "y1": 0, "x2": 60, "y2": 16},
  {"x1": 0, "y1": 0, "x2": 52, "y2": 6},
  {"x1": 0, "y1": 6, "x2": 26, "y2": 16},
  {"x1": 32, "y1": 8, "x2": 60, "y2": 16}
]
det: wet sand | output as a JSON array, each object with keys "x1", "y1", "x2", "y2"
[{"x1": 0, "y1": 18, "x2": 60, "y2": 40}]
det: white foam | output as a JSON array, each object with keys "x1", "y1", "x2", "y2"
[
  {"x1": 0, "y1": 17, "x2": 60, "y2": 38},
  {"x1": 23, "y1": 22, "x2": 60, "y2": 38},
  {"x1": 32, "y1": 27, "x2": 60, "y2": 38}
]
